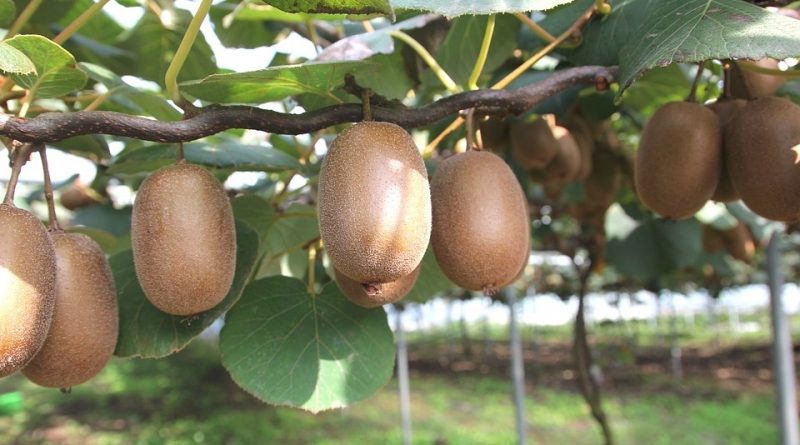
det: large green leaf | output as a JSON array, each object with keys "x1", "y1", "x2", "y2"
[
  {"x1": 116, "y1": 9, "x2": 216, "y2": 86},
  {"x1": 0, "y1": 42, "x2": 35, "y2": 75},
  {"x1": 5, "y1": 35, "x2": 87, "y2": 99},
  {"x1": 391, "y1": 0, "x2": 575, "y2": 16},
  {"x1": 181, "y1": 61, "x2": 369, "y2": 104},
  {"x1": 0, "y1": 0, "x2": 15, "y2": 27},
  {"x1": 108, "y1": 142, "x2": 302, "y2": 175},
  {"x1": 112, "y1": 221, "x2": 260, "y2": 359},
  {"x1": 422, "y1": 14, "x2": 520, "y2": 88},
  {"x1": 220, "y1": 276, "x2": 395, "y2": 412},
  {"x1": 403, "y1": 247, "x2": 454, "y2": 303},
  {"x1": 255, "y1": 0, "x2": 392, "y2": 15},
  {"x1": 49, "y1": 134, "x2": 110, "y2": 162},
  {"x1": 543, "y1": 0, "x2": 800, "y2": 93},
  {"x1": 79, "y1": 62, "x2": 180, "y2": 121},
  {"x1": 605, "y1": 205, "x2": 702, "y2": 282},
  {"x1": 210, "y1": 1, "x2": 284, "y2": 49}
]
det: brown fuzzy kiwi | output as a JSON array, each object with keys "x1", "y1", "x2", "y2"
[
  {"x1": 708, "y1": 99, "x2": 747, "y2": 202},
  {"x1": 478, "y1": 117, "x2": 510, "y2": 153},
  {"x1": 0, "y1": 204, "x2": 56, "y2": 378},
  {"x1": 59, "y1": 180, "x2": 100, "y2": 211},
  {"x1": 335, "y1": 264, "x2": 421, "y2": 308},
  {"x1": 701, "y1": 224, "x2": 726, "y2": 254},
  {"x1": 570, "y1": 122, "x2": 595, "y2": 182},
  {"x1": 569, "y1": 150, "x2": 622, "y2": 222},
  {"x1": 545, "y1": 126, "x2": 582, "y2": 182},
  {"x1": 132, "y1": 163, "x2": 236, "y2": 316},
  {"x1": 721, "y1": 223, "x2": 755, "y2": 263},
  {"x1": 635, "y1": 101, "x2": 721, "y2": 219},
  {"x1": 318, "y1": 121, "x2": 431, "y2": 285},
  {"x1": 23, "y1": 232, "x2": 118, "y2": 388},
  {"x1": 726, "y1": 97, "x2": 800, "y2": 221},
  {"x1": 741, "y1": 59, "x2": 785, "y2": 99},
  {"x1": 430, "y1": 150, "x2": 530, "y2": 294},
  {"x1": 509, "y1": 117, "x2": 560, "y2": 170}
]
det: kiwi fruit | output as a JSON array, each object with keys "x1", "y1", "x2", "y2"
[
  {"x1": 726, "y1": 96, "x2": 800, "y2": 221},
  {"x1": 318, "y1": 121, "x2": 431, "y2": 285},
  {"x1": 722, "y1": 223, "x2": 754, "y2": 263},
  {"x1": 59, "y1": 180, "x2": 101, "y2": 211},
  {"x1": 741, "y1": 59, "x2": 785, "y2": 99},
  {"x1": 708, "y1": 99, "x2": 747, "y2": 202},
  {"x1": 570, "y1": 121, "x2": 595, "y2": 181},
  {"x1": 430, "y1": 150, "x2": 530, "y2": 294},
  {"x1": 0, "y1": 204, "x2": 56, "y2": 378},
  {"x1": 509, "y1": 117, "x2": 560, "y2": 170},
  {"x1": 568, "y1": 150, "x2": 622, "y2": 222},
  {"x1": 701, "y1": 224, "x2": 725, "y2": 254},
  {"x1": 478, "y1": 117, "x2": 509, "y2": 153},
  {"x1": 132, "y1": 163, "x2": 236, "y2": 316},
  {"x1": 545, "y1": 126, "x2": 582, "y2": 182},
  {"x1": 335, "y1": 264, "x2": 421, "y2": 308},
  {"x1": 23, "y1": 232, "x2": 118, "y2": 388},
  {"x1": 635, "y1": 101, "x2": 721, "y2": 219}
]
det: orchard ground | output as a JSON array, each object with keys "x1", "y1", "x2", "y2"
[{"x1": 0, "y1": 308, "x2": 793, "y2": 445}]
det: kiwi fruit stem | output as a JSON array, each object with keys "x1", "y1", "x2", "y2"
[
  {"x1": 3, "y1": 142, "x2": 36, "y2": 206},
  {"x1": 38, "y1": 147, "x2": 61, "y2": 231}
]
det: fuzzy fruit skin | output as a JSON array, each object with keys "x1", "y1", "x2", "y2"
[
  {"x1": 0, "y1": 204, "x2": 56, "y2": 378},
  {"x1": 430, "y1": 150, "x2": 530, "y2": 293},
  {"x1": 510, "y1": 118, "x2": 560, "y2": 170},
  {"x1": 545, "y1": 126, "x2": 582, "y2": 182},
  {"x1": 742, "y1": 59, "x2": 785, "y2": 99},
  {"x1": 23, "y1": 232, "x2": 118, "y2": 388},
  {"x1": 726, "y1": 97, "x2": 800, "y2": 221},
  {"x1": 478, "y1": 117, "x2": 510, "y2": 153},
  {"x1": 635, "y1": 101, "x2": 721, "y2": 219},
  {"x1": 132, "y1": 163, "x2": 236, "y2": 316},
  {"x1": 318, "y1": 122, "x2": 431, "y2": 284},
  {"x1": 708, "y1": 100, "x2": 747, "y2": 203},
  {"x1": 335, "y1": 264, "x2": 421, "y2": 308}
]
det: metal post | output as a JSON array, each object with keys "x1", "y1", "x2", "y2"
[
  {"x1": 506, "y1": 287, "x2": 528, "y2": 445},
  {"x1": 767, "y1": 233, "x2": 800, "y2": 445},
  {"x1": 395, "y1": 308, "x2": 413, "y2": 445}
]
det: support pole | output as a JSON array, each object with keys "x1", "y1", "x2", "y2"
[
  {"x1": 766, "y1": 233, "x2": 800, "y2": 445},
  {"x1": 395, "y1": 308, "x2": 413, "y2": 445},
  {"x1": 506, "y1": 287, "x2": 528, "y2": 445}
]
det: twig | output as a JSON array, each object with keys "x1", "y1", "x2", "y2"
[
  {"x1": 165, "y1": 0, "x2": 213, "y2": 107},
  {"x1": 39, "y1": 146, "x2": 61, "y2": 231},
  {"x1": 2, "y1": 142, "x2": 35, "y2": 205},
  {"x1": 391, "y1": 30, "x2": 459, "y2": 94},
  {"x1": 467, "y1": 15, "x2": 496, "y2": 91},
  {"x1": 0, "y1": 66, "x2": 618, "y2": 143}
]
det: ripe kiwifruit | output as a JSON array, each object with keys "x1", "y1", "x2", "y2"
[
  {"x1": 545, "y1": 126, "x2": 582, "y2": 182},
  {"x1": 635, "y1": 101, "x2": 721, "y2": 219},
  {"x1": 741, "y1": 59, "x2": 785, "y2": 99},
  {"x1": 708, "y1": 99, "x2": 747, "y2": 202},
  {"x1": 701, "y1": 224, "x2": 725, "y2": 254},
  {"x1": 722, "y1": 223, "x2": 754, "y2": 263},
  {"x1": 509, "y1": 117, "x2": 560, "y2": 170},
  {"x1": 318, "y1": 121, "x2": 431, "y2": 285},
  {"x1": 59, "y1": 180, "x2": 100, "y2": 211},
  {"x1": 570, "y1": 122, "x2": 595, "y2": 181},
  {"x1": 335, "y1": 264, "x2": 421, "y2": 308},
  {"x1": 23, "y1": 232, "x2": 118, "y2": 388},
  {"x1": 478, "y1": 117, "x2": 509, "y2": 153},
  {"x1": 726, "y1": 96, "x2": 800, "y2": 221},
  {"x1": 430, "y1": 150, "x2": 530, "y2": 294},
  {"x1": 569, "y1": 150, "x2": 622, "y2": 222},
  {"x1": 132, "y1": 163, "x2": 236, "y2": 316},
  {"x1": 0, "y1": 204, "x2": 56, "y2": 378}
]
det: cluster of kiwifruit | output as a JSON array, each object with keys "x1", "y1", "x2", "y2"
[
  {"x1": 0, "y1": 182, "x2": 117, "y2": 388},
  {"x1": 635, "y1": 59, "x2": 800, "y2": 222},
  {"x1": 318, "y1": 119, "x2": 531, "y2": 306},
  {"x1": 702, "y1": 222, "x2": 755, "y2": 263}
]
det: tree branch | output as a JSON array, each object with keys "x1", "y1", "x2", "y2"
[{"x1": 0, "y1": 66, "x2": 617, "y2": 144}]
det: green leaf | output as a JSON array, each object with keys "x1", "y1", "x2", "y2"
[
  {"x1": 220, "y1": 276, "x2": 395, "y2": 412},
  {"x1": 5, "y1": 35, "x2": 87, "y2": 99},
  {"x1": 391, "y1": 0, "x2": 575, "y2": 16},
  {"x1": 258, "y1": 204, "x2": 320, "y2": 278},
  {"x1": 403, "y1": 248, "x2": 454, "y2": 303},
  {"x1": 71, "y1": 204, "x2": 132, "y2": 237},
  {"x1": 621, "y1": 64, "x2": 691, "y2": 117},
  {"x1": 0, "y1": 0, "x2": 15, "y2": 27},
  {"x1": 79, "y1": 62, "x2": 180, "y2": 121},
  {"x1": 255, "y1": 0, "x2": 392, "y2": 16},
  {"x1": 232, "y1": 194, "x2": 275, "y2": 257},
  {"x1": 113, "y1": 221, "x2": 260, "y2": 359},
  {"x1": 0, "y1": 42, "x2": 35, "y2": 75},
  {"x1": 606, "y1": 205, "x2": 702, "y2": 282},
  {"x1": 424, "y1": 14, "x2": 520, "y2": 87},
  {"x1": 210, "y1": 1, "x2": 286, "y2": 49},
  {"x1": 181, "y1": 61, "x2": 368, "y2": 104},
  {"x1": 108, "y1": 142, "x2": 302, "y2": 175},
  {"x1": 116, "y1": 10, "x2": 216, "y2": 87},
  {"x1": 543, "y1": 0, "x2": 800, "y2": 93},
  {"x1": 49, "y1": 134, "x2": 110, "y2": 162}
]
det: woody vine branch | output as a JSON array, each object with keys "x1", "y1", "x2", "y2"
[{"x1": 0, "y1": 66, "x2": 617, "y2": 144}]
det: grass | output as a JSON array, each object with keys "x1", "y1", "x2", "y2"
[{"x1": 0, "y1": 336, "x2": 780, "y2": 445}]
